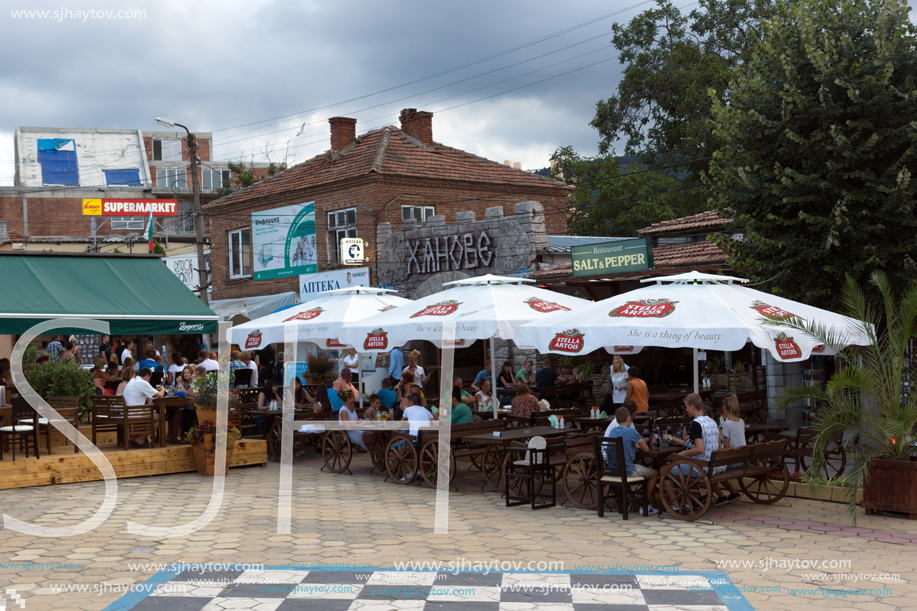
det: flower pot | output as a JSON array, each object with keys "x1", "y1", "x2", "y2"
[
  {"x1": 196, "y1": 406, "x2": 217, "y2": 425},
  {"x1": 862, "y1": 458, "x2": 917, "y2": 519},
  {"x1": 203, "y1": 433, "x2": 215, "y2": 451},
  {"x1": 192, "y1": 443, "x2": 234, "y2": 476}
]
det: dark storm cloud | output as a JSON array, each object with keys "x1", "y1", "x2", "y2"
[{"x1": 0, "y1": 0, "x2": 653, "y2": 183}]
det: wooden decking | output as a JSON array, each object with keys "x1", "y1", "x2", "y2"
[{"x1": 0, "y1": 427, "x2": 267, "y2": 490}]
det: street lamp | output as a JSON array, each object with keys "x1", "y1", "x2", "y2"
[{"x1": 155, "y1": 117, "x2": 209, "y2": 305}]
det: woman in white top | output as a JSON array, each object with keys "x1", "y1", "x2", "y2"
[
  {"x1": 343, "y1": 347, "x2": 360, "y2": 375},
  {"x1": 337, "y1": 388, "x2": 369, "y2": 449},
  {"x1": 167, "y1": 352, "x2": 185, "y2": 386},
  {"x1": 475, "y1": 378, "x2": 494, "y2": 411},
  {"x1": 402, "y1": 349, "x2": 425, "y2": 389},
  {"x1": 609, "y1": 356, "x2": 629, "y2": 408}
]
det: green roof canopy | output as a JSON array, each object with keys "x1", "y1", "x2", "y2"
[{"x1": 0, "y1": 252, "x2": 217, "y2": 335}]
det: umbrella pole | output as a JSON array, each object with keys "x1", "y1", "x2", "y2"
[
  {"x1": 693, "y1": 347, "x2": 699, "y2": 394},
  {"x1": 490, "y1": 337, "x2": 497, "y2": 419}
]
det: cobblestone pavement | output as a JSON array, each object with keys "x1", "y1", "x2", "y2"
[{"x1": 0, "y1": 456, "x2": 913, "y2": 610}]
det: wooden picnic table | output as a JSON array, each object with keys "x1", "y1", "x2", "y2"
[
  {"x1": 462, "y1": 425, "x2": 572, "y2": 490},
  {"x1": 744, "y1": 423, "x2": 788, "y2": 443},
  {"x1": 638, "y1": 444, "x2": 682, "y2": 470}
]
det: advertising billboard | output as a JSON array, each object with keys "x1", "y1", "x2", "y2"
[
  {"x1": 299, "y1": 267, "x2": 370, "y2": 303},
  {"x1": 251, "y1": 202, "x2": 317, "y2": 281},
  {"x1": 571, "y1": 237, "x2": 653, "y2": 278},
  {"x1": 82, "y1": 198, "x2": 178, "y2": 216}
]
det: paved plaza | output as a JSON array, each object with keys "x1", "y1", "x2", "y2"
[{"x1": 0, "y1": 455, "x2": 913, "y2": 610}]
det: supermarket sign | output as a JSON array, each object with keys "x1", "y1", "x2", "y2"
[{"x1": 82, "y1": 199, "x2": 178, "y2": 216}]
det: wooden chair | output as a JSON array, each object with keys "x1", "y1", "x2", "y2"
[
  {"x1": 20, "y1": 396, "x2": 80, "y2": 455},
  {"x1": 232, "y1": 368, "x2": 252, "y2": 388},
  {"x1": 91, "y1": 396, "x2": 125, "y2": 447},
  {"x1": 594, "y1": 436, "x2": 648, "y2": 520},
  {"x1": 122, "y1": 405, "x2": 156, "y2": 450},
  {"x1": 0, "y1": 397, "x2": 41, "y2": 460}
]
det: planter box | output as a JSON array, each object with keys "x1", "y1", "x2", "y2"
[
  {"x1": 862, "y1": 459, "x2": 917, "y2": 519},
  {"x1": 192, "y1": 442, "x2": 234, "y2": 476}
]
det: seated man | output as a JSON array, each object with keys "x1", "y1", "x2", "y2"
[
  {"x1": 123, "y1": 367, "x2": 166, "y2": 448},
  {"x1": 444, "y1": 376, "x2": 475, "y2": 406},
  {"x1": 332, "y1": 368, "x2": 361, "y2": 401},
  {"x1": 364, "y1": 394, "x2": 382, "y2": 420},
  {"x1": 440, "y1": 386, "x2": 474, "y2": 424},
  {"x1": 377, "y1": 378, "x2": 398, "y2": 409},
  {"x1": 402, "y1": 393, "x2": 433, "y2": 438},
  {"x1": 198, "y1": 350, "x2": 220, "y2": 372},
  {"x1": 471, "y1": 360, "x2": 492, "y2": 392},
  {"x1": 134, "y1": 349, "x2": 163, "y2": 373},
  {"x1": 663, "y1": 393, "x2": 722, "y2": 510},
  {"x1": 516, "y1": 359, "x2": 536, "y2": 386},
  {"x1": 602, "y1": 401, "x2": 638, "y2": 438},
  {"x1": 605, "y1": 406, "x2": 659, "y2": 516},
  {"x1": 229, "y1": 350, "x2": 246, "y2": 388},
  {"x1": 535, "y1": 357, "x2": 569, "y2": 392}
]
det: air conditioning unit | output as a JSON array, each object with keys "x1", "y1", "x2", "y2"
[{"x1": 12, "y1": 242, "x2": 25, "y2": 250}]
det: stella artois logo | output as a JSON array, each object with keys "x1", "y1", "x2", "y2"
[
  {"x1": 245, "y1": 330, "x2": 262, "y2": 349},
  {"x1": 411, "y1": 300, "x2": 461, "y2": 318},
  {"x1": 443, "y1": 339, "x2": 466, "y2": 346},
  {"x1": 283, "y1": 307, "x2": 325, "y2": 323},
  {"x1": 614, "y1": 346, "x2": 635, "y2": 352},
  {"x1": 811, "y1": 344, "x2": 826, "y2": 353},
  {"x1": 751, "y1": 300, "x2": 798, "y2": 320},
  {"x1": 378, "y1": 305, "x2": 398, "y2": 312},
  {"x1": 326, "y1": 338, "x2": 346, "y2": 348},
  {"x1": 524, "y1": 297, "x2": 571, "y2": 313},
  {"x1": 364, "y1": 328, "x2": 388, "y2": 351},
  {"x1": 549, "y1": 329, "x2": 585, "y2": 353},
  {"x1": 609, "y1": 298, "x2": 678, "y2": 318},
  {"x1": 774, "y1": 332, "x2": 801, "y2": 360}
]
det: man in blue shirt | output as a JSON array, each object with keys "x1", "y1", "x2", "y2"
[
  {"x1": 535, "y1": 358, "x2": 569, "y2": 392},
  {"x1": 46, "y1": 335, "x2": 64, "y2": 363},
  {"x1": 377, "y1": 378, "x2": 398, "y2": 408},
  {"x1": 472, "y1": 360, "x2": 491, "y2": 392},
  {"x1": 135, "y1": 349, "x2": 163, "y2": 373},
  {"x1": 388, "y1": 347, "x2": 404, "y2": 386},
  {"x1": 605, "y1": 406, "x2": 659, "y2": 516}
]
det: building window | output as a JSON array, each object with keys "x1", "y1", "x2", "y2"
[
  {"x1": 152, "y1": 139, "x2": 182, "y2": 161},
  {"x1": 157, "y1": 168, "x2": 187, "y2": 190},
  {"x1": 327, "y1": 208, "x2": 357, "y2": 263},
  {"x1": 229, "y1": 228, "x2": 252, "y2": 279},
  {"x1": 112, "y1": 218, "x2": 145, "y2": 230},
  {"x1": 37, "y1": 139, "x2": 79, "y2": 186},
  {"x1": 104, "y1": 169, "x2": 142, "y2": 186},
  {"x1": 202, "y1": 169, "x2": 231, "y2": 192},
  {"x1": 402, "y1": 205, "x2": 435, "y2": 223}
]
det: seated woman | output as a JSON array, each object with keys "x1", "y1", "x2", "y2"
[
  {"x1": 511, "y1": 383, "x2": 540, "y2": 419},
  {"x1": 91, "y1": 355, "x2": 115, "y2": 395},
  {"x1": 116, "y1": 366, "x2": 135, "y2": 396},
  {"x1": 394, "y1": 370, "x2": 415, "y2": 402},
  {"x1": 256, "y1": 379, "x2": 282, "y2": 429},
  {"x1": 338, "y1": 388, "x2": 370, "y2": 449},
  {"x1": 475, "y1": 378, "x2": 495, "y2": 411},
  {"x1": 571, "y1": 366, "x2": 586, "y2": 384},
  {"x1": 293, "y1": 376, "x2": 314, "y2": 406}
]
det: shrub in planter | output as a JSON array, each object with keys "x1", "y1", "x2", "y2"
[
  {"x1": 189, "y1": 371, "x2": 240, "y2": 421},
  {"x1": 305, "y1": 354, "x2": 337, "y2": 385},
  {"x1": 25, "y1": 361, "x2": 97, "y2": 421},
  {"x1": 776, "y1": 272, "x2": 917, "y2": 523},
  {"x1": 185, "y1": 419, "x2": 241, "y2": 476}
]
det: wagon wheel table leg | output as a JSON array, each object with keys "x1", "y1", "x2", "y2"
[
  {"x1": 481, "y1": 444, "x2": 504, "y2": 490},
  {"x1": 799, "y1": 435, "x2": 847, "y2": 480},
  {"x1": 660, "y1": 462, "x2": 712, "y2": 521},
  {"x1": 369, "y1": 432, "x2": 389, "y2": 475},
  {"x1": 385, "y1": 436, "x2": 418, "y2": 484},
  {"x1": 267, "y1": 421, "x2": 283, "y2": 462},
  {"x1": 562, "y1": 451, "x2": 599, "y2": 510},
  {"x1": 420, "y1": 440, "x2": 456, "y2": 488},
  {"x1": 321, "y1": 430, "x2": 353, "y2": 474}
]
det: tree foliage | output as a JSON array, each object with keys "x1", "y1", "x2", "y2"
[
  {"x1": 551, "y1": 146, "x2": 706, "y2": 236},
  {"x1": 709, "y1": 0, "x2": 917, "y2": 307},
  {"x1": 592, "y1": 0, "x2": 774, "y2": 173}
]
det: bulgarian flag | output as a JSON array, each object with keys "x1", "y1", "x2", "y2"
[{"x1": 145, "y1": 208, "x2": 155, "y2": 252}]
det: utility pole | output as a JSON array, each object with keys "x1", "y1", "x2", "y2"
[{"x1": 155, "y1": 117, "x2": 209, "y2": 305}]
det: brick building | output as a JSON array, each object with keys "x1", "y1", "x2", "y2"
[
  {"x1": 1, "y1": 126, "x2": 269, "y2": 255},
  {"x1": 205, "y1": 109, "x2": 572, "y2": 302}
]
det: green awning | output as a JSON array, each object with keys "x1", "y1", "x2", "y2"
[{"x1": 0, "y1": 252, "x2": 218, "y2": 335}]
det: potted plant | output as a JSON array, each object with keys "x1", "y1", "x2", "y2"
[
  {"x1": 25, "y1": 351, "x2": 98, "y2": 422},
  {"x1": 190, "y1": 371, "x2": 239, "y2": 423},
  {"x1": 185, "y1": 419, "x2": 241, "y2": 476},
  {"x1": 558, "y1": 356, "x2": 574, "y2": 375},
  {"x1": 774, "y1": 272, "x2": 917, "y2": 522},
  {"x1": 305, "y1": 354, "x2": 337, "y2": 385}
]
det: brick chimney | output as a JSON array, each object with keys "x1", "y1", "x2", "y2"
[
  {"x1": 399, "y1": 109, "x2": 433, "y2": 145},
  {"x1": 329, "y1": 116, "x2": 357, "y2": 153}
]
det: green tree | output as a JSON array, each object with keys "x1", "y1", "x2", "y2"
[
  {"x1": 592, "y1": 0, "x2": 774, "y2": 172},
  {"x1": 708, "y1": 0, "x2": 917, "y2": 307},
  {"x1": 217, "y1": 153, "x2": 287, "y2": 196},
  {"x1": 550, "y1": 146, "x2": 706, "y2": 236}
]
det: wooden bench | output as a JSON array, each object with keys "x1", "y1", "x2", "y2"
[{"x1": 659, "y1": 440, "x2": 790, "y2": 521}]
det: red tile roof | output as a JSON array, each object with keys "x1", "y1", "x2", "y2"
[
  {"x1": 530, "y1": 239, "x2": 728, "y2": 280},
  {"x1": 206, "y1": 126, "x2": 570, "y2": 209},
  {"x1": 638, "y1": 211, "x2": 729, "y2": 236}
]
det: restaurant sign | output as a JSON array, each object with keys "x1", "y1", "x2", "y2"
[
  {"x1": 82, "y1": 198, "x2": 178, "y2": 216},
  {"x1": 571, "y1": 237, "x2": 653, "y2": 278}
]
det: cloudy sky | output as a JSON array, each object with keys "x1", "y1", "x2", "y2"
[
  {"x1": 0, "y1": 0, "x2": 664, "y2": 184},
  {"x1": 2, "y1": 0, "x2": 916, "y2": 186}
]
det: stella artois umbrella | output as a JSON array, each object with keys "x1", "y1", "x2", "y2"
[
  {"x1": 514, "y1": 271, "x2": 871, "y2": 391},
  {"x1": 227, "y1": 287, "x2": 411, "y2": 351},
  {"x1": 339, "y1": 275, "x2": 589, "y2": 416}
]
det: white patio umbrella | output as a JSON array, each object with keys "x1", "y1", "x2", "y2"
[
  {"x1": 228, "y1": 287, "x2": 412, "y2": 404},
  {"x1": 338, "y1": 274, "x2": 590, "y2": 416},
  {"x1": 514, "y1": 271, "x2": 871, "y2": 392}
]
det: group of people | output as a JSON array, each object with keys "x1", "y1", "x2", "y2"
[{"x1": 602, "y1": 392, "x2": 747, "y2": 516}]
